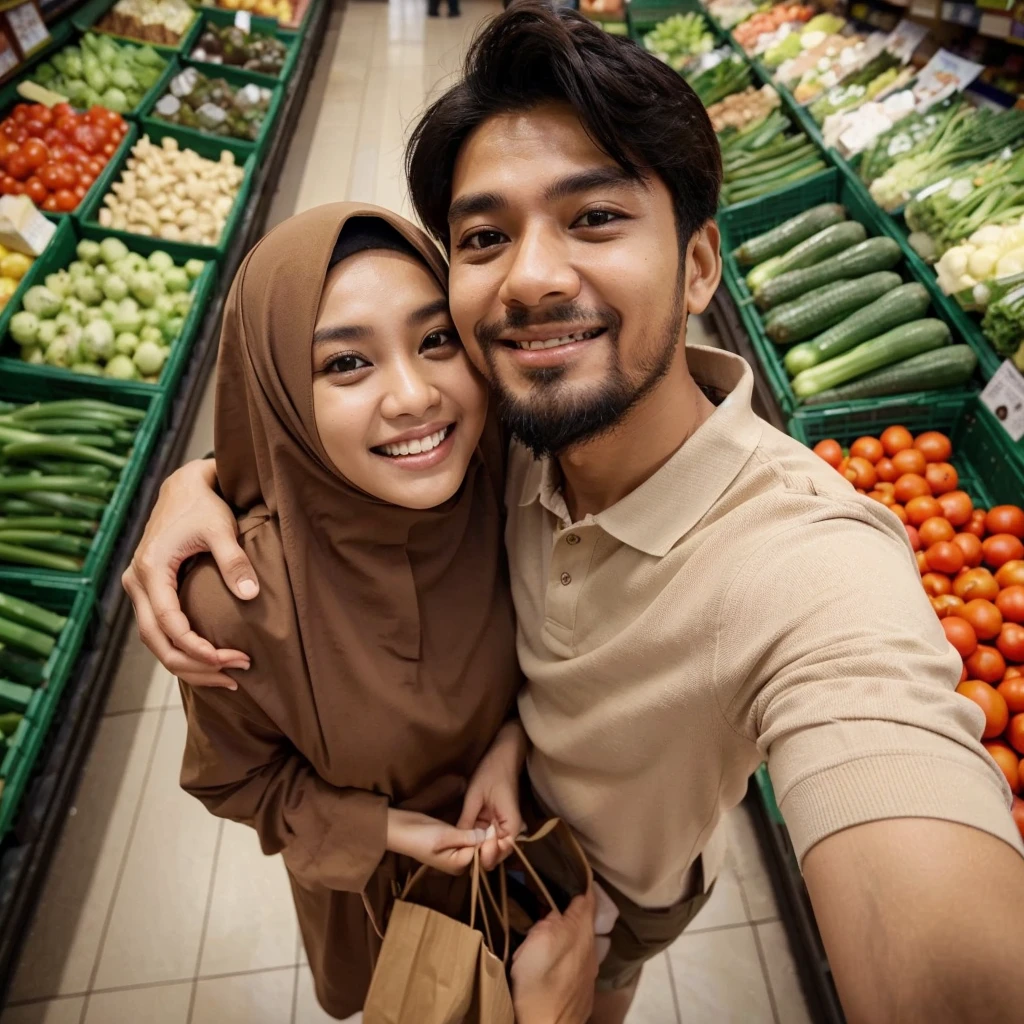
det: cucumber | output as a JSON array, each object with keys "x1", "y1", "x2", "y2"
[
  {"x1": 734, "y1": 203, "x2": 848, "y2": 267},
  {"x1": 750, "y1": 221, "x2": 867, "y2": 293},
  {"x1": 784, "y1": 282, "x2": 930, "y2": 376},
  {"x1": 801, "y1": 345, "x2": 978, "y2": 405},
  {"x1": 767, "y1": 271, "x2": 900, "y2": 345},
  {"x1": 756, "y1": 237, "x2": 902, "y2": 310},
  {"x1": 792, "y1": 319, "x2": 951, "y2": 399}
]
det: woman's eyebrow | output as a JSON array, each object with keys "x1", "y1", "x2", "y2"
[
  {"x1": 407, "y1": 298, "x2": 450, "y2": 327},
  {"x1": 313, "y1": 324, "x2": 373, "y2": 345}
]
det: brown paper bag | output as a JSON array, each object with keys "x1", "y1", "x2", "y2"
[{"x1": 362, "y1": 819, "x2": 591, "y2": 1024}]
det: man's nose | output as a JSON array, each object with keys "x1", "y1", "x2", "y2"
[{"x1": 498, "y1": 224, "x2": 581, "y2": 311}]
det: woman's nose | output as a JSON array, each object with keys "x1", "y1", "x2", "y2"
[{"x1": 380, "y1": 363, "x2": 441, "y2": 420}]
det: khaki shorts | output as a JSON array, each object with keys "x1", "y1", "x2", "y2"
[{"x1": 520, "y1": 789, "x2": 714, "y2": 991}]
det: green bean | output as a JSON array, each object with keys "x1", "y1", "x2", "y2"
[
  {"x1": 0, "y1": 425, "x2": 46, "y2": 446},
  {"x1": 0, "y1": 531, "x2": 92, "y2": 556},
  {"x1": 0, "y1": 476, "x2": 113, "y2": 498},
  {"x1": 30, "y1": 462, "x2": 113, "y2": 480},
  {"x1": 0, "y1": 711, "x2": 23, "y2": 735},
  {"x1": 19, "y1": 492, "x2": 106, "y2": 518},
  {"x1": 45, "y1": 435, "x2": 116, "y2": 449},
  {"x1": 9, "y1": 400, "x2": 144, "y2": 423},
  {"x1": 0, "y1": 590, "x2": 67, "y2": 634},
  {"x1": 0, "y1": 611, "x2": 57, "y2": 657},
  {"x1": 0, "y1": 499, "x2": 55, "y2": 516},
  {"x1": 0, "y1": 517, "x2": 97, "y2": 535},
  {"x1": 0, "y1": 645, "x2": 43, "y2": 685},
  {"x1": 5, "y1": 419, "x2": 110, "y2": 435},
  {"x1": 1, "y1": 442, "x2": 127, "y2": 472},
  {"x1": 0, "y1": 680, "x2": 33, "y2": 713}
]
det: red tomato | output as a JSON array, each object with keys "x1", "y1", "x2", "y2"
[
  {"x1": 53, "y1": 189, "x2": 77, "y2": 212},
  {"x1": 850, "y1": 436, "x2": 883, "y2": 463},
  {"x1": 916, "y1": 550, "x2": 929, "y2": 575},
  {"x1": 998, "y1": 622, "x2": 1024, "y2": 663},
  {"x1": 957, "y1": 678, "x2": 1009, "y2": 736},
  {"x1": 996, "y1": 561, "x2": 1024, "y2": 588},
  {"x1": 965, "y1": 645, "x2": 1007, "y2": 685},
  {"x1": 997, "y1": 585, "x2": 1024, "y2": 625},
  {"x1": 41, "y1": 195, "x2": 59, "y2": 211},
  {"x1": 50, "y1": 102, "x2": 73, "y2": 119},
  {"x1": 925, "y1": 462, "x2": 958, "y2": 495},
  {"x1": 890, "y1": 503, "x2": 908, "y2": 524},
  {"x1": 986, "y1": 505, "x2": 1024, "y2": 538},
  {"x1": 6, "y1": 152, "x2": 29, "y2": 181},
  {"x1": 881, "y1": 425, "x2": 914, "y2": 456},
  {"x1": 952, "y1": 532, "x2": 984, "y2": 568},
  {"x1": 875, "y1": 457, "x2": 897, "y2": 483},
  {"x1": 72, "y1": 184, "x2": 86, "y2": 202},
  {"x1": 922, "y1": 572, "x2": 952, "y2": 597},
  {"x1": 998, "y1": 675, "x2": 1024, "y2": 713},
  {"x1": 0, "y1": 175, "x2": 17, "y2": 195},
  {"x1": 24, "y1": 177, "x2": 45, "y2": 206},
  {"x1": 962, "y1": 599, "x2": 1003, "y2": 641},
  {"x1": 932, "y1": 593, "x2": 965, "y2": 619},
  {"x1": 54, "y1": 113, "x2": 77, "y2": 136},
  {"x1": 985, "y1": 742, "x2": 1020, "y2": 793},
  {"x1": 919, "y1": 517, "x2": 954, "y2": 546},
  {"x1": 37, "y1": 162, "x2": 62, "y2": 190},
  {"x1": 892, "y1": 448, "x2": 927, "y2": 477},
  {"x1": 10, "y1": 104, "x2": 30, "y2": 125},
  {"x1": 983, "y1": 534, "x2": 1024, "y2": 569},
  {"x1": 905, "y1": 494, "x2": 941, "y2": 525},
  {"x1": 23, "y1": 119, "x2": 47, "y2": 139},
  {"x1": 102, "y1": 142, "x2": 116, "y2": 157},
  {"x1": 84, "y1": 157, "x2": 104, "y2": 178},
  {"x1": 905, "y1": 523, "x2": 922, "y2": 551},
  {"x1": 20, "y1": 138, "x2": 47, "y2": 169},
  {"x1": 844, "y1": 456, "x2": 877, "y2": 491},
  {"x1": 927, "y1": 541, "x2": 965, "y2": 575},
  {"x1": 1008, "y1": 714, "x2": 1024, "y2": 755},
  {"x1": 914, "y1": 431, "x2": 953, "y2": 462},
  {"x1": 937, "y1": 490, "x2": 973, "y2": 526},
  {"x1": 942, "y1": 616, "x2": 978, "y2": 658}
]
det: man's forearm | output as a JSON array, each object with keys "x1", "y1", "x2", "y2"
[{"x1": 804, "y1": 818, "x2": 1024, "y2": 1024}]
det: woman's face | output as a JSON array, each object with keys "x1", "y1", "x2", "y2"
[{"x1": 311, "y1": 248, "x2": 488, "y2": 510}]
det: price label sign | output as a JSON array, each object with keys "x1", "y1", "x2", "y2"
[
  {"x1": 235, "y1": 11, "x2": 253, "y2": 33},
  {"x1": 0, "y1": 29, "x2": 17, "y2": 79},
  {"x1": 981, "y1": 359, "x2": 1024, "y2": 442},
  {"x1": 4, "y1": 1, "x2": 49, "y2": 60}
]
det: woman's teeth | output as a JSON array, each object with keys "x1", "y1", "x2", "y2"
[
  {"x1": 380, "y1": 426, "x2": 450, "y2": 458},
  {"x1": 514, "y1": 329, "x2": 601, "y2": 351}
]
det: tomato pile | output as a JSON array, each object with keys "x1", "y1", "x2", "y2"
[
  {"x1": 0, "y1": 103, "x2": 128, "y2": 212},
  {"x1": 813, "y1": 425, "x2": 1024, "y2": 839}
]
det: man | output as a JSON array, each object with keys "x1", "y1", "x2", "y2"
[{"x1": 125, "y1": 5, "x2": 1024, "y2": 1022}]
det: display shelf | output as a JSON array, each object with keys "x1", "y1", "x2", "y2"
[{"x1": 0, "y1": 0, "x2": 328, "y2": 997}]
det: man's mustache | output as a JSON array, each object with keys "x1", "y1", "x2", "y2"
[{"x1": 475, "y1": 304, "x2": 615, "y2": 347}]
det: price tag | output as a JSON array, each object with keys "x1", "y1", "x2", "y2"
[
  {"x1": 235, "y1": 11, "x2": 252, "y2": 33},
  {"x1": 0, "y1": 29, "x2": 17, "y2": 79},
  {"x1": 4, "y1": 1, "x2": 49, "y2": 59},
  {"x1": 981, "y1": 360, "x2": 1024, "y2": 442}
]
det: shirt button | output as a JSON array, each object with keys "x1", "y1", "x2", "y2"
[
  {"x1": 566, "y1": 533, "x2": 580, "y2": 545},
  {"x1": 560, "y1": 572, "x2": 572, "y2": 586}
]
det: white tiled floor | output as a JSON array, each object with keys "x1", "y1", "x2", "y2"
[{"x1": 1, "y1": 2, "x2": 810, "y2": 1021}]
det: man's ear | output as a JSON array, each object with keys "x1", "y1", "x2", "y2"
[{"x1": 685, "y1": 220, "x2": 722, "y2": 316}]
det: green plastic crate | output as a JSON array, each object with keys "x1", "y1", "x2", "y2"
[
  {"x1": 836, "y1": 159, "x2": 1005, "y2": 383},
  {"x1": 0, "y1": 576, "x2": 95, "y2": 839},
  {"x1": 73, "y1": 0, "x2": 204, "y2": 55},
  {"x1": 0, "y1": 217, "x2": 217, "y2": 397},
  {"x1": 0, "y1": 30, "x2": 178, "y2": 122},
  {"x1": 787, "y1": 392, "x2": 1024, "y2": 510},
  {"x1": 77, "y1": 119, "x2": 257, "y2": 264},
  {"x1": 0, "y1": 373, "x2": 164, "y2": 588},
  {"x1": 626, "y1": 0, "x2": 704, "y2": 41},
  {"x1": 719, "y1": 167, "x2": 982, "y2": 415},
  {"x1": 187, "y1": 8, "x2": 301, "y2": 86},
  {"x1": 139, "y1": 57, "x2": 284, "y2": 162}
]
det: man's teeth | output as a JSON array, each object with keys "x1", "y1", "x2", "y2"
[
  {"x1": 515, "y1": 330, "x2": 598, "y2": 351},
  {"x1": 381, "y1": 426, "x2": 450, "y2": 458}
]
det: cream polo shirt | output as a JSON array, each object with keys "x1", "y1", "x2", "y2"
[{"x1": 507, "y1": 345, "x2": 1024, "y2": 910}]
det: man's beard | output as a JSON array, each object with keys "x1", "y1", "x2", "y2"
[{"x1": 476, "y1": 293, "x2": 685, "y2": 459}]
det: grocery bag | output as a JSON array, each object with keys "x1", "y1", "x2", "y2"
[{"x1": 362, "y1": 818, "x2": 591, "y2": 1024}]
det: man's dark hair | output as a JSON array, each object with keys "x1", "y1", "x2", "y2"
[{"x1": 406, "y1": 0, "x2": 721, "y2": 250}]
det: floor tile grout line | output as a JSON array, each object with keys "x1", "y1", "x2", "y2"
[
  {"x1": 82, "y1": 706, "x2": 171, "y2": 998},
  {"x1": 662, "y1": 950, "x2": 683, "y2": 1024},
  {"x1": 5, "y1": 963, "x2": 304, "y2": 1008},
  {"x1": 686, "y1": 916, "x2": 780, "y2": 936},
  {"x1": 186, "y1": 817, "x2": 226, "y2": 1023},
  {"x1": 290, "y1": 964, "x2": 300, "y2": 1024},
  {"x1": 735, "y1": 866, "x2": 782, "y2": 1024}
]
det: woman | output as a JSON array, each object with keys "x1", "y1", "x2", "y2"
[{"x1": 177, "y1": 203, "x2": 523, "y2": 1018}]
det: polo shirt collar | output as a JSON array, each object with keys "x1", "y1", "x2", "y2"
[{"x1": 516, "y1": 346, "x2": 764, "y2": 557}]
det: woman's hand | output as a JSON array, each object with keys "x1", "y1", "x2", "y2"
[
  {"x1": 122, "y1": 458, "x2": 257, "y2": 688},
  {"x1": 385, "y1": 809, "x2": 489, "y2": 875},
  {"x1": 458, "y1": 720, "x2": 529, "y2": 870}
]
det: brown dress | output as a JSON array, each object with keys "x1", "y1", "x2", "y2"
[{"x1": 176, "y1": 203, "x2": 520, "y2": 1019}]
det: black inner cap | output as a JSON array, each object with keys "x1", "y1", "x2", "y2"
[{"x1": 329, "y1": 216, "x2": 424, "y2": 270}]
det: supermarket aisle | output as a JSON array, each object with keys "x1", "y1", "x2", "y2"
[{"x1": 2, "y1": 2, "x2": 805, "y2": 1022}]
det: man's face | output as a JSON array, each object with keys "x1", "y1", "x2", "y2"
[{"x1": 446, "y1": 102, "x2": 691, "y2": 457}]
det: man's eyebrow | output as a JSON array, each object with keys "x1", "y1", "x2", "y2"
[
  {"x1": 312, "y1": 324, "x2": 372, "y2": 345},
  {"x1": 407, "y1": 298, "x2": 450, "y2": 326},
  {"x1": 447, "y1": 191, "x2": 508, "y2": 226},
  {"x1": 544, "y1": 166, "x2": 642, "y2": 203}
]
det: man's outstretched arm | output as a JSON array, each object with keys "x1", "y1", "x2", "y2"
[{"x1": 804, "y1": 817, "x2": 1024, "y2": 1024}]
